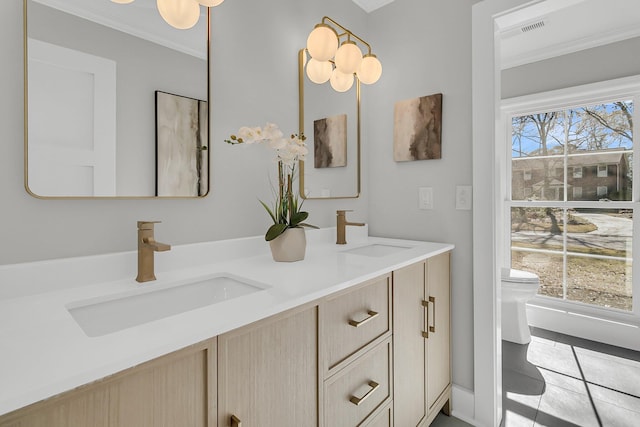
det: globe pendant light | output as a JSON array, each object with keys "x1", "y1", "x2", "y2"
[
  {"x1": 306, "y1": 24, "x2": 338, "y2": 62},
  {"x1": 330, "y1": 69, "x2": 354, "y2": 93},
  {"x1": 306, "y1": 58, "x2": 333, "y2": 84},
  {"x1": 197, "y1": 0, "x2": 224, "y2": 6},
  {"x1": 157, "y1": 0, "x2": 200, "y2": 29},
  {"x1": 356, "y1": 54, "x2": 382, "y2": 85},
  {"x1": 334, "y1": 40, "x2": 362, "y2": 75}
]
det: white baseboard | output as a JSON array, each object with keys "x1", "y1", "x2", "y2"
[
  {"x1": 452, "y1": 385, "x2": 478, "y2": 426},
  {"x1": 527, "y1": 303, "x2": 640, "y2": 351}
]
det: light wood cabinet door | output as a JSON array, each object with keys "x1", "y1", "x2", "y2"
[
  {"x1": 426, "y1": 252, "x2": 451, "y2": 411},
  {"x1": 392, "y1": 261, "x2": 426, "y2": 427},
  {"x1": 0, "y1": 340, "x2": 216, "y2": 427},
  {"x1": 217, "y1": 306, "x2": 318, "y2": 427}
]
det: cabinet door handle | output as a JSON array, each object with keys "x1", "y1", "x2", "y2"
[
  {"x1": 421, "y1": 300, "x2": 429, "y2": 339},
  {"x1": 349, "y1": 380, "x2": 380, "y2": 405},
  {"x1": 429, "y1": 296, "x2": 436, "y2": 333},
  {"x1": 230, "y1": 415, "x2": 242, "y2": 427},
  {"x1": 348, "y1": 310, "x2": 379, "y2": 328}
]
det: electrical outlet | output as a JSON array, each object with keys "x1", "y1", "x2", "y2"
[
  {"x1": 418, "y1": 187, "x2": 433, "y2": 210},
  {"x1": 456, "y1": 185, "x2": 472, "y2": 210}
]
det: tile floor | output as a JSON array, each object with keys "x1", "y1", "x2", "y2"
[
  {"x1": 502, "y1": 327, "x2": 640, "y2": 427},
  {"x1": 426, "y1": 326, "x2": 640, "y2": 427}
]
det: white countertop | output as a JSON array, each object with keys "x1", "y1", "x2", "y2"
[{"x1": 0, "y1": 227, "x2": 453, "y2": 416}]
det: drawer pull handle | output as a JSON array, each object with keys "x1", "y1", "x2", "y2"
[
  {"x1": 429, "y1": 296, "x2": 436, "y2": 333},
  {"x1": 348, "y1": 310, "x2": 379, "y2": 328},
  {"x1": 421, "y1": 300, "x2": 429, "y2": 339},
  {"x1": 231, "y1": 414, "x2": 242, "y2": 427},
  {"x1": 349, "y1": 380, "x2": 380, "y2": 406}
]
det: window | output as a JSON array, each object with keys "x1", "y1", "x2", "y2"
[
  {"x1": 598, "y1": 164, "x2": 608, "y2": 177},
  {"x1": 508, "y1": 96, "x2": 634, "y2": 313},
  {"x1": 523, "y1": 170, "x2": 531, "y2": 181},
  {"x1": 573, "y1": 167, "x2": 583, "y2": 178},
  {"x1": 573, "y1": 186, "x2": 582, "y2": 199}
]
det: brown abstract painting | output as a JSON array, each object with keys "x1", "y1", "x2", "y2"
[
  {"x1": 393, "y1": 93, "x2": 442, "y2": 161},
  {"x1": 156, "y1": 91, "x2": 208, "y2": 196},
  {"x1": 314, "y1": 114, "x2": 347, "y2": 168}
]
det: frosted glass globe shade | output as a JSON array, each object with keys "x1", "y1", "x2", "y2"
[
  {"x1": 334, "y1": 41, "x2": 362, "y2": 75},
  {"x1": 111, "y1": 0, "x2": 135, "y2": 3},
  {"x1": 157, "y1": 0, "x2": 200, "y2": 29},
  {"x1": 306, "y1": 59, "x2": 332, "y2": 84},
  {"x1": 356, "y1": 54, "x2": 382, "y2": 85},
  {"x1": 330, "y1": 69, "x2": 354, "y2": 92},
  {"x1": 197, "y1": 0, "x2": 224, "y2": 6},
  {"x1": 306, "y1": 24, "x2": 338, "y2": 61}
]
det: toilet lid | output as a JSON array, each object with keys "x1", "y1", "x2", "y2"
[{"x1": 501, "y1": 268, "x2": 540, "y2": 284}]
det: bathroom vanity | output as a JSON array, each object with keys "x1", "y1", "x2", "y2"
[{"x1": 0, "y1": 227, "x2": 453, "y2": 426}]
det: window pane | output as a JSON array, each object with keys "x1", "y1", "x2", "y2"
[
  {"x1": 511, "y1": 207, "x2": 564, "y2": 299},
  {"x1": 567, "y1": 256, "x2": 632, "y2": 311},
  {"x1": 511, "y1": 250, "x2": 563, "y2": 299},
  {"x1": 566, "y1": 101, "x2": 633, "y2": 201},
  {"x1": 512, "y1": 112, "x2": 564, "y2": 201},
  {"x1": 511, "y1": 207, "x2": 564, "y2": 250}
]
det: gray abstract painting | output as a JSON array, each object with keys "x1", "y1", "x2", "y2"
[
  {"x1": 156, "y1": 91, "x2": 208, "y2": 196},
  {"x1": 393, "y1": 93, "x2": 442, "y2": 161},
  {"x1": 314, "y1": 114, "x2": 347, "y2": 168}
]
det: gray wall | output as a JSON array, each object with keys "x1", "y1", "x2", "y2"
[
  {"x1": 502, "y1": 36, "x2": 640, "y2": 99},
  {"x1": 0, "y1": 0, "x2": 368, "y2": 263},
  {"x1": 367, "y1": 0, "x2": 476, "y2": 390}
]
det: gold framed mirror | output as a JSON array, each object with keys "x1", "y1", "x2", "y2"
[
  {"x1": 298, "y1": 48, "x2": 361, "y2": 200},
  {"x1": 24, "y1": 0, "x2": 209, "y2": 198}
]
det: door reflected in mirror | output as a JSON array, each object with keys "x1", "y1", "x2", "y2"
[
  {"x1": 24, "y1": 0, "x2": 209, "y2": 198},
  {"x1": 298, "y1": 49, "x2": 360, "y2": 200}
]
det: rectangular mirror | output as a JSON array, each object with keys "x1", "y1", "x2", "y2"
[
  {"x1": 298, "y1": 49, "x2": 360, "y2": 200},
  {"x1": 24, "y1": 0, "x2": 209, "y2": 198}
]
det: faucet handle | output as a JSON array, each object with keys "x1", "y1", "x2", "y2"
[{"x1": 138, "y1": 220, "x2": 161, "y2": 230}]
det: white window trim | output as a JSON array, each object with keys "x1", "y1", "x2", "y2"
[
  {"x1": 598, "y1": 164, "x2": 609, "y2": 177},
  {"x1": 573, "y1": 186, "x2": 582, "y2": 198},
  {"x1": 573, "y1": 167, "x2": 583, "y2": 178},
  {"x1": 502, "y1": 75, "x2": 640, "y2": 327}
]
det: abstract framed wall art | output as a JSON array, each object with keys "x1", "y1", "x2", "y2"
[
  {"x1": 393, "y1": 93, "x2": 442, "y2": 162},
  {"x1": 155, "y1": 91, "x2": 208, "y2": 197},
  {"x1": 314, "y1": 113, "x2": 347, "y2": 168}
]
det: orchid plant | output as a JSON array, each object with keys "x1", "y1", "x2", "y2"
[{"x1": 225, "y1": 123, "x2": 317, "y2": 241}]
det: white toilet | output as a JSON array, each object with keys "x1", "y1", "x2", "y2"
[{"x1": 501, "y1": 268, "x2": 540, "y2": 344}]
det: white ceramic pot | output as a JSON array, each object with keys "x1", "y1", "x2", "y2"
[{"x1": 269, "y1": 227, "x2": 306, "y2": 262}]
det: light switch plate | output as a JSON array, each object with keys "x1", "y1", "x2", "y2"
[
  {"x1": 456, "y1": 185, "x2": 472, "y2": 210},
  {"x1": 418, "y1": 187, "x2": 433, "y2": 210}
]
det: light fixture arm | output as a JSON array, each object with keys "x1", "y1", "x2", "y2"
[{"x1": 321, "y1": 16, "x2": 372, "y2": 55}]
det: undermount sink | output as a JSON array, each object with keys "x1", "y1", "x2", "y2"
[
  {"x1": 342, "y1": 243, "x2": 411, "y2": 257},
  {"x1": 67, "y1": 274, "x2": 268, "y2": 337}
]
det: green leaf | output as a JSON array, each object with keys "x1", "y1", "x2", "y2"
[
  {"x1": 298, "y1": 223, "x2": 319, "y2": 229},
  {"x1": 290, "y1": 211, "x2": 308, "y2": 227},
  {"x1": 259, "y1": 199, "x2": 277, "y2": 224},
  {"x1": 265, "y1": 223, "x2": 288, "y2": 241}
]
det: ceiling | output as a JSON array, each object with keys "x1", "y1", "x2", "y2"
[
  {"x1": 31, "y1": 0, "x2": 207, "y2": 59},
  {"x1": 498, "y1": 0, "x2": 640, "y2": 69},
  {"x1": 351, "y1": 0, "x2": 395, "y2": 13}
]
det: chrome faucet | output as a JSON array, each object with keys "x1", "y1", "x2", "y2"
[
  {"x1": 336, "y1": 210, "x2": 365, "y2": 245},
  {"x1": 136, "y1": 221, "x2": 171, "y2": 283}
]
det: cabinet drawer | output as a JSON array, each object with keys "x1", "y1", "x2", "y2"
[
  {"x1": 322, "y1": 275, "x2": 391, "y2": 370},
  {"x1": 365, "y1": 404, "x2": 392, "y2": 427},
  {"x1": 324, "y1": 339, "x2": 392, "y2": 427}
]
